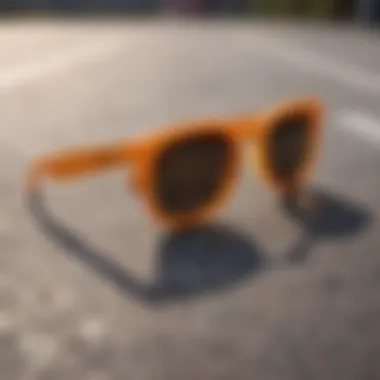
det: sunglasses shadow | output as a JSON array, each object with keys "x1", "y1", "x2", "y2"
[
  {"x1": 280, "y1": 187, "x2": 373, "y2": 264},
  {"x1": 27, "y1": 188, "x2": 372, "y2": 307},
  {"x1": 151, "y1": 225, "x2": 267, "y2": 303},
  {"x1": 27, "y1": 194, "x2": 266, "y2": 307}
]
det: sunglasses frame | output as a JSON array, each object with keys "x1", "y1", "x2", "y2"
[
  {"x1": 252, "y1": 98, "x2": 323, "y2": 195},
  {"x1": 130, "y1": 121, "x2": 247, "y2": 229},
  {"x1": 27, "y1": 98, "x2": 323, "y2": 230}
]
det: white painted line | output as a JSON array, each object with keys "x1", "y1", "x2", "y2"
[
  {"x1": 244, "y1": 37, "x2": 380, "y2": 95},
  {"x1": 336, "y1": 109, "x2": 380, "y2": 146},
  {"x1": 0, "y1": 39, "x2": 124, "y2": 92}
]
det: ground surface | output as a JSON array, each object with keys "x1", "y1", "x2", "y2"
[{"x1": 1, "y1": 18, "x2": 380, "y2": 380}]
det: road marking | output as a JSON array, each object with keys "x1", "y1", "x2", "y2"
[
  {"x1": 0, "y1": 39, "x2": 124, "y2": 92},
  {"x1": 245, "y1": 37, "x2": 380, "y2": 95},
  {"x1": 336, "y1": 109, "x2": 380, "y2": 146}
]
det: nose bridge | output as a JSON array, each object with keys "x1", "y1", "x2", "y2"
[{"x1": 229, "y1": 115, "x2": 262, "y2": 142}]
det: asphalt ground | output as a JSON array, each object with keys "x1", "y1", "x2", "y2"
[{"x1": 0, "y1": 18, "x2": 380, "y2": 380}]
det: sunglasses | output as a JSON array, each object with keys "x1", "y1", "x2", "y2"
[{"x1": 26, "y1": 98, "x2": 323, "y2": 230}]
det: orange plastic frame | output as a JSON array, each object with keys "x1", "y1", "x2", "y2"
[{"x1": 26, "y1": 98, "x2": 323, "y2": 230}]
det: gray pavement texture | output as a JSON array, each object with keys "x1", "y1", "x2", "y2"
[{"x1": 1, "y1": 18, "x2": 380, "y2": 380}]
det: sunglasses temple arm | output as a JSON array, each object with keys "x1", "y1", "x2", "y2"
[{"x1": 26, "y1": 142, "x2": 134, "y2": 195}]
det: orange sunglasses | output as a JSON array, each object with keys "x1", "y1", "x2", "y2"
[{"x1": 26, "y1": 98, "x2": 323, "y2": 230}]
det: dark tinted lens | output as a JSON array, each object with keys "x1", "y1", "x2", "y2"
[
  {"x1": 155, "y1": 133, "x2": 231, "y2": 214},
  {"x1": 268, "y1": 113, "x2": 311, "y2": 178}
]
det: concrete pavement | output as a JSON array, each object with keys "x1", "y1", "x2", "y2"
[{"x1": 0, "y1": 19, "x2": 380, "y2": 380}]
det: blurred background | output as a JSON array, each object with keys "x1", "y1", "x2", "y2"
[{"x1": 0, "y1": 0, "x2": 378, "y2": 24}]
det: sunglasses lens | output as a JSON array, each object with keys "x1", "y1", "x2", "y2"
[
  {"x1": 268, "y1": 113, "x2": 312, "y2": 179},
  {"x1": 155, "y1": 133, "x2": 231, "y2": 214}
]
